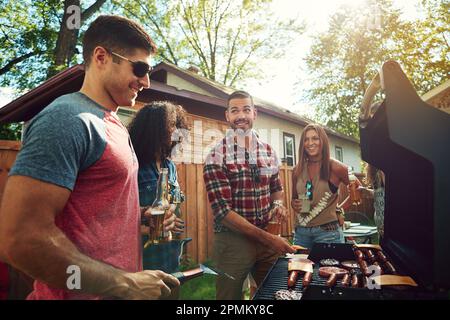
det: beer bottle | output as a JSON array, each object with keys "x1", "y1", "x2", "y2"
[
  {"x1": 171, "y1": 189, "x2": 183, "y2": 240},
  {"x1": 148, "y1": 168, "x2": 170, "y2": 245},
  {"x1": 348, "y1": 168, "x2": 361, "y2": 205}
]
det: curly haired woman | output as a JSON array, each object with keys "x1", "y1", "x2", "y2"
[{"x1": 128, "y1": 101, "x2": 189, "y2": 275}]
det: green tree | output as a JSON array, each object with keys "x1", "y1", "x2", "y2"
[
  {"x1": 0, "y1": 123, "x2": 22, "y2": 140},
  {"x1": 0, "y1": 0, "x2": 107, "y2": 140},
  {"x1": 0, "y1": 0, "x2": 107, "y2": 90},
  {"x1": 113, "y1": 0, "x2": 305, "y2": 86},
  {"x1": 48, "y1": 0, "x2": 107, "y2": 77},
  {"x1": 302, "y1": 0, "x2": 449, "y2": 137}
]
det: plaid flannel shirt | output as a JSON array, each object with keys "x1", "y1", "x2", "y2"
[{"x1": 203, "y1": 130, "x2": 283, "y2": 232}]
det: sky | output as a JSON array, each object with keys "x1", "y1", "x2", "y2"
[
  {"x1": 245, "y1": 0, "x2": 423, "y2": 118},
  {"x1": 0, "y1": 87, "x2": 16, "y2": 108},
  {"x1": 0, "y1": 0, "x2": 423, "y2": 111}
]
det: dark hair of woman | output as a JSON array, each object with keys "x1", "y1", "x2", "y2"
[
  {"x1": 128, "y1": 101, "x2": 188, "y2": 164},
  {"x1": 293, "y1": 123, "x2": 331, "y2": 181}
]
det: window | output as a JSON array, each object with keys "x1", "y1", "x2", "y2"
[
  {"x1": 283, "y1": 133, "x2": 296, "y2": 167},
  {"x1": 335, "y1": 146, "x2": 343, "y2": 162}
]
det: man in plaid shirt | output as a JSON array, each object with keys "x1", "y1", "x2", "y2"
[{"x1": 203, "y1": 90, "x2": 295, "y2": 300}]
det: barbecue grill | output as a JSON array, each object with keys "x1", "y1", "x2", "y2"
[{"x1": 253, "y1": 61, "x2": 450, "y2": 300}]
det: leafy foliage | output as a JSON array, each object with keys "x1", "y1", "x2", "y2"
[
  {"x1": 0, "y1": 123, "x2": 22, "y2": 140},
  {"x1": 302, "y1": 0, "x2": 449, "y2": 137},
  {"x1": 112, "y1": 0, "x2": 305, "y2": 86},
  {"x1": 0, "y1": 0, "x2": 107, "y2": 91},
  {"x1": 0, "y1": 0, "x2": 62, "y2": 89}
]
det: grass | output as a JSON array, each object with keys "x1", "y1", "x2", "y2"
[
  {"x1": 179, "y1": 274, "x2": 216, "y2": 300},
  {"x1": 178, "y1": 258, "x2": 253, "y2": 300},
  {"x1": 179, "y1": 258, "x2": 216, "y2": 300}
]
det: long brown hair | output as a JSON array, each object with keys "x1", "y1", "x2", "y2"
[{"x1": 293, "y1": 124, "x2": 331, "y2": 181}]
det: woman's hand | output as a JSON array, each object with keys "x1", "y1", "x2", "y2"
[
  {"x1": 142, "y1": 206, "x2": 177, "y2": 232},
  {"x1": 173, "y1": 217, "x2": 185, "y2": 234},
  {"x1": 291, "y1": 199, "x2": 302, "y2": 213},
  {"x1": 163, "y1": 206, "x2": 177, "y2": 232}
]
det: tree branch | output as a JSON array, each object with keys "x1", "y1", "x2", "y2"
[
  {"x1": 229, "y1": 42, "x2": 261, "y2": 86},
  {"x1": 178, "y1": 1, "x2": 210, "y2": 76},
  {"x1": 0, "y1": 51, "x2": 42, "y2": 76},
  {"x1": 223, "y1": 24, "x2": 241, "y2": 84},
  {"x1": 81, "y1": 0, "x2": 108, "y2": 22}
]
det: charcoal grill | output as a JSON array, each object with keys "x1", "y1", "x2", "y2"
[{"x1": 254, "y1": 61, "x2": 450, "y2": 300}]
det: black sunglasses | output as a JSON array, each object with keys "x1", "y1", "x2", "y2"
[
  {"x1": 305, "y1": 180, "x2": 313, "y2": 200},
  {"x1": 109, "y1": 50, "x2": 153, "y2": 78}
]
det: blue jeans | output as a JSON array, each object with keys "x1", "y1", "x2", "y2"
[{"x1": 293, "y1": 223, "x2": 345, "y2": 250}]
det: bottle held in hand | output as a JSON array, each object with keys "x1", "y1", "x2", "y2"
[
  {"x1": 145, "y1": 168, "x2": 170, "y2": 248},
  {"x1": 267, "y1": 209, "x2": 281, "y2": 236},
  {"x1": 348, "y1": 169, "x2": 361, "y2": 205},
  {"x1": 298, "y1": 194, "x2": 311, "y2": 213}
]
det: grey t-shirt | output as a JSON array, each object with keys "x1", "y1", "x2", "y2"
[
  {"x1": 10, "y1": 92, "x2": 107, "y2": 190},
  {"x1": 9, "y1": 92, "x2": 141, "y2": 300}
]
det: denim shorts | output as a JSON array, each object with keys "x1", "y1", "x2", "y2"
[{"x1": 293, "y1": 221, "x2": 345, "y2": 250}]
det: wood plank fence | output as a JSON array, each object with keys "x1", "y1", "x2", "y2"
[{"x1": 0, "y1": 139, "x2": 372, "y2": 265}]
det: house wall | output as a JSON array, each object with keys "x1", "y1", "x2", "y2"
[
  {"x1": 422, "y1": 80, "x2": 450, "y2": 114},
  {"x1": 328, "y1": 136, "x2": 362, "y2": 173},
  {"x1": 166, "y1": 73, "x2": 215, "y2": 97},
  {"x1": 425, "y1": 91, "x2": 450, "y2": 114},
  {"x1": 253, "y1": 112, "x2": 300, "y2": 166},
  {"x1": 254, "y1": 113, "x2": 362, "y2": 173}
]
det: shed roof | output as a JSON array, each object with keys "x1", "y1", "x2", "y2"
[{"x1": 0, "y1": 63, "x2": 359, "y2": 144}]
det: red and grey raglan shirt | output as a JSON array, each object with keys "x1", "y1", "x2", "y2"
[
  {"x1": 9, "y1": 92, "x2": 141, "y2": 300},
  {"x1": 203, "y1": 130, "x2": 283, "y2": 233}
]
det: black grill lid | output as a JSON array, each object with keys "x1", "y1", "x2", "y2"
[{"x1": 359, "y1": 60, "x2": 450, "y2": 289}]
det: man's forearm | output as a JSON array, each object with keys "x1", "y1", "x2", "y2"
[
  {"x1": 4, "y1": 225, "x2": 129, "y2": 298},
  {"x1": 221, "y1": 211, "x2": 269, "y2": 244}
]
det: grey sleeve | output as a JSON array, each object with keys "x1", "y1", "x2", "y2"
[{"x1": 9, "y1": 109, "x2": 106, "y2": 191}]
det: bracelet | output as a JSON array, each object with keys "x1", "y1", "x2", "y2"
[{"x1": 272, "y1": 200, "x2": 284, "y2": 208}]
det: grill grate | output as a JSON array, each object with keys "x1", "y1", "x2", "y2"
[
  {"x1": 253, "y1": 258, "x2": 359, "y2": 300},
  {"x1": 252, "y1": 256, "x2": 440, "y2": 300}
]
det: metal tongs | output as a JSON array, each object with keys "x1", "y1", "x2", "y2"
[{"x1": 171, "y1": 264, "x2": 235, "y2": 284}]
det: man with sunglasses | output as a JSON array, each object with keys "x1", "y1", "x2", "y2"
[
  {"x1": 203, "y1": 90, "x2": 295, "y2": 300},
  {"x1": 0, "y1": 15, "x2": 179, "y2": 300}
]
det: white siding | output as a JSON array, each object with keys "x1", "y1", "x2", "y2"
[
  {"x1": 254, "y1": 112, "x2": 362, "y2": 173},
  {"x1": 328, "y1": 137, "x2": 362, "y2": 173},
  {"x1": 253, "y1": 112, "x2": 301, "y2": 166},
  {"x1": 166, "y1": 73, "x2": 216, "y2": 97}
]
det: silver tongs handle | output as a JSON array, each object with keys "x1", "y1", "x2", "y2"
[{"x1": 360, "y1": 70, "x2": 383, "y2": 122}]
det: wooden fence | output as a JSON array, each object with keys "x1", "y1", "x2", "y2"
[
  {"x1": 0, "y1": 139, "x2": 372, "y2": 265},
  {"x1": 176, "y1": 163, "x2": 297, "y2": 264},
  {"x1": 0, "y1": 140, "x2": 21, "y2": 201}
]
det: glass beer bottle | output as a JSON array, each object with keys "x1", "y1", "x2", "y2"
[
  {"x1": 171, "y1": 189, "x2": 184, "y2": 240},
  {"x1": 149, "y1": 168, "x2": 170, "y2": 244},
  {"x1": 348, "y1": 168, "x2": 361, "y2": 205}
]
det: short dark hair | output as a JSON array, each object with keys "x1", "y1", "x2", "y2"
[
  {"x1": 82, "y1": 15, "x2": 157, "y2": 67},
  {"x1": 227, "y1": 90, "x2": 254, "y2": 108}
]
